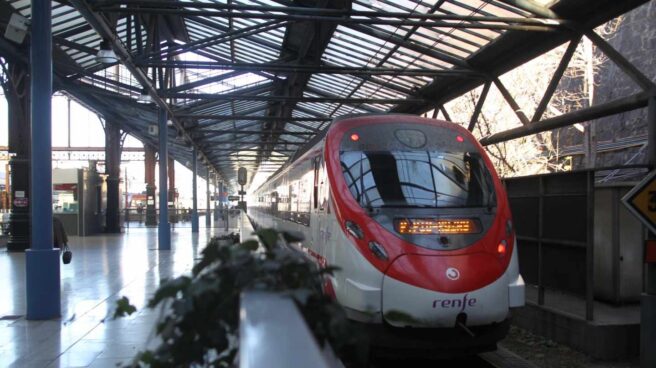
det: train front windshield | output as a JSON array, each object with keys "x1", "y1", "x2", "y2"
[{"x1": 340, "y1": 124, "x2": 496, "y2": 209}]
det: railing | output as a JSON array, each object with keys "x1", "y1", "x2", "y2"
[
  {"x1": 239, "y1": 292, "x2": 337, "y2": 368},
  {"x1": 236, "y1": 212, "x2": 337, "y2": 367},
  {"x1": 120, "y1": 207, "x2": 216, "y2": 228},
  {"x1": 238, "y1": 211, "x2": 258, "y2": 244},
  {"x1": 504, "y1": 166, "x2": 649, "y2": 321}
]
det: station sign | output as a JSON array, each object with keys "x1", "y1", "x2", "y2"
[
  {"x1": 228, "y1": 195, "x2": 240, "y2": 201},
  {"x1": 13, "y1": 197, "x2": 28, "y2": 207},
  {"x1": 623, "y1": 170, "x2": 656, "y2": 234}
]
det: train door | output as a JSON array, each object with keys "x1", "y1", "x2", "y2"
[{"x1": 310, "y1": 155, "x2": 324, "y2": 253}]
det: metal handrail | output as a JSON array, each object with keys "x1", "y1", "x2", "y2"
[{"x1": 239, "y1": 292, "x2": 336, "y2": 368}]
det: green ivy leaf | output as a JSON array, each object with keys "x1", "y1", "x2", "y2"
[
  {"x1": 256, "y1": 228, "x2": 278, "y2": 250},
  {"x1": 113, "y1": 296, "x2": 137, "y2": 319},
  {"x1": 121, "y1": 228, "x2": 365, "y2": 367},
  {"x1": 148, "y1": 276, "x2": 191, "y2": 308},
  {"x1": 240, "y1": 240, "x2": 259, "y2": 251}
]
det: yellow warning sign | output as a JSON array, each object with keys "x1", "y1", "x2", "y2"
[{"x1": 623, "y1": 171, "x2": 656, "y2": 234}]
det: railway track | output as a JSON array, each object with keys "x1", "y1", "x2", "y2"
[{"x1": 371, "y1": 347, "x2": 538, "y2": 368}]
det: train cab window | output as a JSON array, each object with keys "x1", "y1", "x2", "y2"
[{"x1": 340, "y1": 124, "x2": 496, "y2": 210}]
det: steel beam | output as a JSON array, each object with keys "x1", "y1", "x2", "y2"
[
  {"x1": 305, "y1": 85, "x2": 381, "y2": 113},
  {"x1": 343, "y1": 23, "x2": 468, "y2": 69},
  {"x1": 584, "y1": 30, "x2": 656, "y2": 93},
  {"x1": 496, "y1": 0, "x2": 559, "y2": 19},
  {"x1": 96, "y1": 2, "x2": 565, "y2": 28},
  {"x1": 207, "y1": 148, "x2": 297, "y2": 153},
  {"x1": 26, "y1": 0, "x2": 60, "y2": 320},
  {"x1": 494, "y1": 77, "x2": 530, "y2": 125},
  {"x1": 468, "y1": 81, "x2": 491, "y2": 131},
  {"x1": 326, "y1": 0, "x2": 445, "y2": 119},
  {"x1": 174, "y1": 83, "x2": 273, "y2": 115},
  {"x1": 199, "y1": 130, "x2": 315, "y2": 137},
  {"x1": 162, "y1": 92, "x2": 423, "y2": 104},
  {"x1": 532, "y1": 36, "x2": 581, "y2": 122},
  {"x1": 178, "y1": 16, "x2": 562, "y2": 32},
  {"x1": 180, "y1": 114, "x2": 330, "y2": 122},
  {"x1": 480, "y1": 92, "x2": 650, "y2": 145},
  {"x1": 204, "y1": 141, "x2": 304, "y2": 146},
  {"x1": 68, "y1": 0, "x2": 224, "y2": 183},
  {"x1": 165, "y1": 70, "x2": 247, "y2": 94},
  {"x1": 440, "y1": 106, "x2": 452, "y2": 121},
  {"x1": 391, "y1": 0, "x2": 650, "y2": 115},
  {"x1": 69, "y1": 68, "x2": 142, "y2": 93},
  {"x1": 191, "y1": 148, "x2": 199, "y2": 233},
  {"x1": 146, "y1": 20, "x2": 286, "y2": 62},
  {"x1": 138, "y1": 60, "x2": 480, "y2": 77}
]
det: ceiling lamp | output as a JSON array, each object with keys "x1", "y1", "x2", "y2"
[{"x1": 96, "y1": 39, "x2": 118, "y2": 64}]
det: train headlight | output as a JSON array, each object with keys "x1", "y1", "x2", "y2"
[
  {"x1": 497, "y1": 240, "x2": 507, "y2": 256},
  {"x1": 395, "y1": 218, "x2": 480, "y2": 235}
]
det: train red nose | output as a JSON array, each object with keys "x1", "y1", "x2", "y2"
[
  {"x1": 384, "y1": 253, "x2": 506, "y2": 294},
  {"x1": 382, "y1": 253, "x2": 512, "y2": 328}
]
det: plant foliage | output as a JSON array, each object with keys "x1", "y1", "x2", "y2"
[{"x1": 115, "y1": 229, "x2": 366, "y2": 367}]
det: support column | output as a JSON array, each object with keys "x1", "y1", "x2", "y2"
[
  {"x1": 144, "y1": 145, "x2": 157, "y2": 226},
  {"x1": 206, "y1": 169, "x2": 211, "y2": 227},
  {"x1": 4, "y1": 62, "x2": 31, "y2": 252},
  {"x1": 105, "y1": 121, "x2": 121, "y2": 233},
  {"x1": 643, "y1": 94, "x2": 656, "y2": 368},
  {"x1": 158, "y1": 109, "x2": 170, "y2": 250},
  {"x1": 219, "y1": 181, "x2": 225, "y2": 212},
  {"x1": 213, "y1": 173, "x2": 219, "y2": 219},
  {"x1": 168, "y1": 157, "x2": 177, "y2": 223},
  {"x1": 26, "y1": 0, "x2": 60, "y2": 319},
  {"x1": 191, "y1": 148, "x2": 199, "y2": 233}
]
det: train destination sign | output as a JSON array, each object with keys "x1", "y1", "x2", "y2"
[{"x1": 623, "y1": 170, "x2": 656, "y2": 234}]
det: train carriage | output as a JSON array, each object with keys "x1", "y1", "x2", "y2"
[{"x1": 249, "y1": 114, "x2": 525, "y2": 355}]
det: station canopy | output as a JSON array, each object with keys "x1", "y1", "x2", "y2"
[{"x1": 0, "y1": 0, "x2": 648, "y2": 188}]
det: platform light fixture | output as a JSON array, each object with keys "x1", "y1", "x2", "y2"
[
  {"x1": 3, "y1": 13, "x2": 29, "y2": 44},
  {"x1": 96, "y1": 39, "x2": 118, "y2": 64}
]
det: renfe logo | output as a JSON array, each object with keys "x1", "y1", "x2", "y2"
[
  {"x1": 432, "y1": 294, "x2": 477, "y2": 312},
  {"x1": 446, "y1": 267, "x2": 460, "y2": 280}
]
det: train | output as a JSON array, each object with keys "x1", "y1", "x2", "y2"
[{"x1": 249, "y1": 114, "x2": 525, "y2": 356}]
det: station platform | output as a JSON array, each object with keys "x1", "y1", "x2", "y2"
[
  {"x1": 513, "y1": 285, "x2": 640, "y2": 360},
  {"x1": 0, "y1": 225, "x2": 229, "y2": 367}
]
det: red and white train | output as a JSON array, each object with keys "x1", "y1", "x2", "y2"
[{"x1": 249, "y1": 114, "x2": 525, "y2": 355}]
